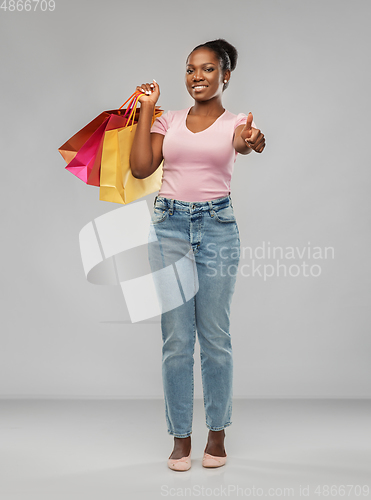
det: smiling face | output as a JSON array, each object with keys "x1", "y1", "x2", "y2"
[{"x1": 185, "y1": 48, "x2": 230, "y2": 102}]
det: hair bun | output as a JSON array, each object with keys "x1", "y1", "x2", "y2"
[{"x1": 211, "y1": 39, "x2": 238, "y2": 71}]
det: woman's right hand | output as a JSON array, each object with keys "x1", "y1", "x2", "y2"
[{"x1": 136, "y1": 80, "x2": 160, "y2": 106}]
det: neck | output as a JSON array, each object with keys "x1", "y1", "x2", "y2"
[{"x1": 191, "y1": 96, "x2": 224, "y2": 116}]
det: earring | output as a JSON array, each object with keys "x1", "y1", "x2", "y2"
[{"x1": 224, "y1": 80, "x2": 227, "y2": 83}]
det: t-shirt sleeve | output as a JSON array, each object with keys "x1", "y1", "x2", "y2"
[
  {"x1": 150, "y1": 110, "x2": 170, "y2": 135},
  {"x1": 235, "y1": 113, "x2": 257, "y2": 130}
]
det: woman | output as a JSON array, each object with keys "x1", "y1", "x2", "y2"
[{"x1": 130, "y1": 38, "x2": 265, "y2": 471}]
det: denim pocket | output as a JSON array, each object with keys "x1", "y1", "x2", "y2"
[
  {"x1": 213, "y1": 205, "x2": 236, "y2": 223},
  {"x1": 151, "y1": 206, "x2": 169, "y2": 225}
]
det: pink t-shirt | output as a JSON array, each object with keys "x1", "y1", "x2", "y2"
[{"x1": 150, "y1": 107, "x2": 256, "y2": 202}]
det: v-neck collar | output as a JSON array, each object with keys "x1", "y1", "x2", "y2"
[{"x1": 185, "y1": 107, "x2": 227, "y2": 134}]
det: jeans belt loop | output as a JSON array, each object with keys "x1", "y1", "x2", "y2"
[
  {"x1": 153, "y1": 195, "x2": 158, "y2": 207},
  {"x1": 169, "y1": 199, "x2": 174, "y2": 215}
]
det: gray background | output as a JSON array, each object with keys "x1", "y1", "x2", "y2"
[{"x1": 1, "y1": 0, "x2": 370, "y2": 399}]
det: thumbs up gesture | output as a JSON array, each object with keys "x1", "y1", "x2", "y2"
[{"x1": 240, "y1": 112, "x2": 265, "y2": 153}]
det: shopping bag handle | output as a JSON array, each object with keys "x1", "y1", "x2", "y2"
[
  {"x1": 126, "y1": 92, "x2": 143, "y2": 131},
  {"x1": 122, "y1": 90, "x2": 158, "y2": 131},
  {"x1": 117, "y1": 91, "x2": 143, "y2": 122},
  {"x1": 118, "y1": 90, "x2": 144, "y2": 111}
]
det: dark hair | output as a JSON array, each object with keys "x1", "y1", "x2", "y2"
[{"x1": 188, "y1": 38, "x2": 238, "y2": 91}]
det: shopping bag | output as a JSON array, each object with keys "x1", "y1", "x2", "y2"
[
  {"x1": 99, "y1": 92, "x2": 164, "y2": 204},
  {"x1": 58, "y1": 112, "x2": 109, "y2": 165},
  {"x1": 63, "y1": 117, "x2": 110, "y2": 186},
  {"x1": 58, "y1": 92, "x2": 148, "y2": 186}
]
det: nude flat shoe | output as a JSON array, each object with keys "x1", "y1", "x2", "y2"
[
  {"x1": 167, "y1": 449, "x2": 192, "y2": 471},
  {"x1": 202, "y1": 452, "x2": 227, "y2": 468}
]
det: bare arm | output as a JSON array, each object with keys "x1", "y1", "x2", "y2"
[
  {"x1": 233, "y1": 124, "x2": 253, "y2": 155},
  {"x1": 129, "y1": 81, "x2": 164, "y2": 179}
]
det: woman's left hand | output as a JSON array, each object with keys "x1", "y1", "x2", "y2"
[{"x1": 240, "y1": 112, "x2": 266, "y2": 153}]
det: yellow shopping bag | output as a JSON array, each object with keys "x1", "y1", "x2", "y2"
[{"x1": 99, "y1": 92, "x2": 164, "y2": 204}]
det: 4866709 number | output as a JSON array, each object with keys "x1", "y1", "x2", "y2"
[{"x1": 1, "y1": 0, "x2": 55, "y2": 11}]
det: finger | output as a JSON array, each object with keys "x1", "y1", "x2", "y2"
[
  {"x1": 244, "y1": 132, "x2": 257, "y2": 146},
  {"x1": 254, "y1": 134, "x2": 265, "y2": 149},
  {"x1": 140, "y1": 83, "x2": 150, "y2": 95},
  {"x1": 139, "y1": 83, "x2": 152, "y2": 94},
  {"x1": 244, "y1": 112, "x2": 253, "y2": 135},
  {"x1": 246, "y1": 128, "x2": 263, "y2": 145},
  {"x1": 152, "y1": 79, "x2": 160, "y2": 94},
  {"x1": 254, "y1": 138, "x2": 266, "y2": 153},
  {"x1": 251, "y1": 134, "x2": 264, "y2": 148},
  {"x1": 245, "y1": 133, "x2": 263, "y2": 149}
]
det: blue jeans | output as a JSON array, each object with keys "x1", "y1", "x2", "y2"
[{"x1": 147, "y1": 194, "x2": 240, "y2": 438}]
